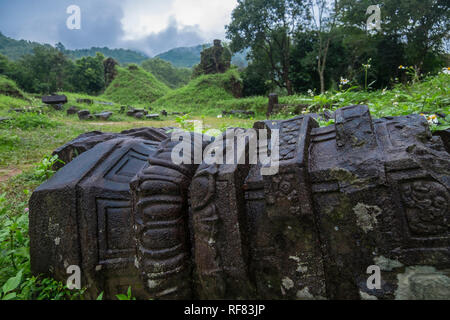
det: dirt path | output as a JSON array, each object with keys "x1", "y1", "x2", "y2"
[{"x1": 0, "y1": 167, "x2": 23, "y2": 182}]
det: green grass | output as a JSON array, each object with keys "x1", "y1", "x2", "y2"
[
  {"x1": 141, "y1": 58, "x2": 191, "y2": 89},
  {"x1": 0, "y1": 75, "x2": 26, "y2": 100},
  {"x1": 151, "y1": 68, "x2": 243, "y2": 115},
  {"x1": 102, "y1": 64, "x2": 170, "y2": 105}
]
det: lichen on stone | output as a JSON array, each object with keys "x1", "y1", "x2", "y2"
[
  {"x1": 374, "y1": 256, "x2": 404, "y2": 271},
  {"x1": 395, "y1": 266, "x2": 450, "y2": 300},
  {"x1": 353, "y1": 203, "x2": 382, "y2": 233}
]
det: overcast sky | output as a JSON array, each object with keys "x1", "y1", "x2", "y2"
[{"x1": 0, "y1": 0, "x2": 238, "y2": 56}]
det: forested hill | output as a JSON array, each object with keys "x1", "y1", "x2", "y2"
[
  {"x1": 0, "y1": 32, "x2": 148, "y2": 65},
  {"x1": 0, "y1": 32, "x2": 52, "y2": 60},
  {"x1": 156, "y1": 44, "x2": 205, "y2": 68},
  {"x1": 156, "y1": 44, "x2": 248, "y2": 68},
  {"x1": 64, "y1": 47, "x2": 148, "y2": 65}
]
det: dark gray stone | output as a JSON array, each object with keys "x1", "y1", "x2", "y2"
[
  {"x1": 52, "y1": 127, "x2": 172, "y2": 170},
  {"x1": 94, "y1": 112, "x2": 113, "y2": 121},
  {"x1": 134, "y1": 112, "x2": 144, "y2": 119},
  {"x1": 78, "y1": 110, "x2": 92, "y2": 120},
  {"x1": 127, "y1": 107, "x2": 148, "y2": 118},
  {"x1": 95, "y1": 101, "x2": 114, "y2": 106},
  {"x1": 52, "y1": 104, "x2": 64, "y2": 111},
  {"x1": 29, "y1": 105, "x2": 450, "y2": 300},
  {"x1": 30, "y1": 137, "x2": 161, "y2": 299},
  {"x1": 267, "y1": 93, "x2": 279, "y2": 117},
  {"x1": 434, "y1": 129, "x2": 450, "y2": 153},
  {"x1": 67, "y1": 106, "x2": 80, "y2": 115},
  {"x1": 146, "y1": 114, "x2": 160, "y2": 120},
  {"x1": 130, "y1": 133, "x2": 210, "y2": 299},
  {"x1": 42, "y1": 95, "x2": 67, "y2": 105}
]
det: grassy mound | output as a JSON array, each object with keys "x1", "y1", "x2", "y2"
[
  {"x1": 0, "y1": 75, "x2": 25, "y2": 99},
  {"x1": 151, "y1": 68, "x2": 242, "y2": 114},
  {"x1": 141, "y1": 58, "x2": 191, "y2": 89},
  {"x1": 103, "y1": 64, "x2": 170, "y2": 105}
]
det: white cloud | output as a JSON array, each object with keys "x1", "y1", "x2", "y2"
[{"x1": 120, "y1": 0, "x2": 237, "y2": 42}]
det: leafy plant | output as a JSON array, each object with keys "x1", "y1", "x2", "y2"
[
  {"x1": 116, "y1": 287, "x2": 136, "y2": 300},
  {"x1": 318, "y1": 118, "x2": 335, "y2": 127},
  {"x1": 33, "y1": 155, "x2": 64, "y2": 181},
  {"x1": 0, "y1": 269, "x2": 22, "y2": 300}
]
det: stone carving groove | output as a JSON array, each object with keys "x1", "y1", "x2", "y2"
[
  {"x1": 131, "y1": 133, "x2": 209, "y2": 299},
  {"x1": 29, "y1": 105, "x2": 450, "y2": 300},
  {"x1": 190, "y1": 129, "x2": 255, "y2": 299}
]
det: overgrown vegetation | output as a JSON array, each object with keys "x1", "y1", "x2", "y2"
[
  {"x1": 141, "y1": 58, "x2": 191, "y2": 89},
  {"x1": 227, "y1": 0, "x2": 449, "y2": 96},
  {"x1": 103, "y1": 64, "x2": 170, "y2": 104},
  {"x1": 152, "y1": 68, "x2": 243, "y2": 114}
]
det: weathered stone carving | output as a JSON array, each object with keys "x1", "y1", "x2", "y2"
[
  {"x1": 29, "y1": 105, "x2": 450, "y2": 300},
  {"x1": 104, "y1": 57, "x2": 118, "y2": 88},
  {"x1": 52, "y1": 127, "x2": 171, "y2": 170},
  {"x1": 193, "y1": 40, "x2": 232, "y2": 76},
  {"x1": 130, "y1": 133, "x2": 209, "y2": 299}
]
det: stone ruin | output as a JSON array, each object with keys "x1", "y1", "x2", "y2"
[
  {"x1": 193, "y1": 40, "x2": 232, "y2": 76},
  {"x1": 104, "y1": 57, "x2": 118, "y2": 88},
  {"x1": 29, "y1": 105, "x2": 450, "y2": 300}
]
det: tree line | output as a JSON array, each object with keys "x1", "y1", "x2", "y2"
[
  {"x1": 0, "y1": 46, "x2": 106, "y2": 95},
  {"x1": 0, "y1": 46, "x2": 193, "y2": 96},
  {"x1": 227, "y1": 0, "x2": 450, "y2": 96}
]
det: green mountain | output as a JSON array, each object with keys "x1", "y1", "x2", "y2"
[
  {"x1": 156, "y1": 45, "x2": 205, "y2": 68},
  {"x1": 141, "y1": 58, "x2": 191, "y2": 89},
  {"x1": 0, "y1": 32, "x2": 52, "y2": 60},
  {"x1": 65, "y1": 47, "x2": 148, "y2": 65},
  {"x1": 0, "y1": 32, "x2": 149, "y2": 65},
  {"x1": 103, "y1": 64, "x2": 170, "y2": 104},
  {"x1": 156, "y1": 44, "x2": 249, "y2": 69}
]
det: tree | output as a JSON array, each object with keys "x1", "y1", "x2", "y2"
[
  {"x1": 72, "y1": 52, "x2": 106, "y2": 95},
  {"x1": 339, "y1": 0, "x2": 450, "y2": 74},
  {"x1": 226, "y1": 0, "x2": 307, "y2": 95},
  {"x1": 0, "y1": 54, "x2": 10, "y2": 75},
  {"x1": 306, "y1": 0, "x2": 339, "y2": 94},
  {"x1": 11, "y1": 46, "x2": 74, "y2": 93}
]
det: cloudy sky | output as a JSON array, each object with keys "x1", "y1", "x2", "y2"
[{"x1": 0, "y1": 0, "x2": 238, "y2": 56}]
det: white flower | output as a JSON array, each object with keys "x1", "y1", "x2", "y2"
[
  {"x1": 340, "y1": 77, "x2": 349, "y2": 85},
  {"x1": 427, "y1": 114, "x2": 438, "y2": 125},
  {"x1": 217, "y1": 115, "x2": 223, "y2": 119},
  {"x1": 307, "y1": 89, "x2": 314, "y2": 96},
  {"x1": 442, "y1": 67, "x2": 450, "y2": 75}
]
